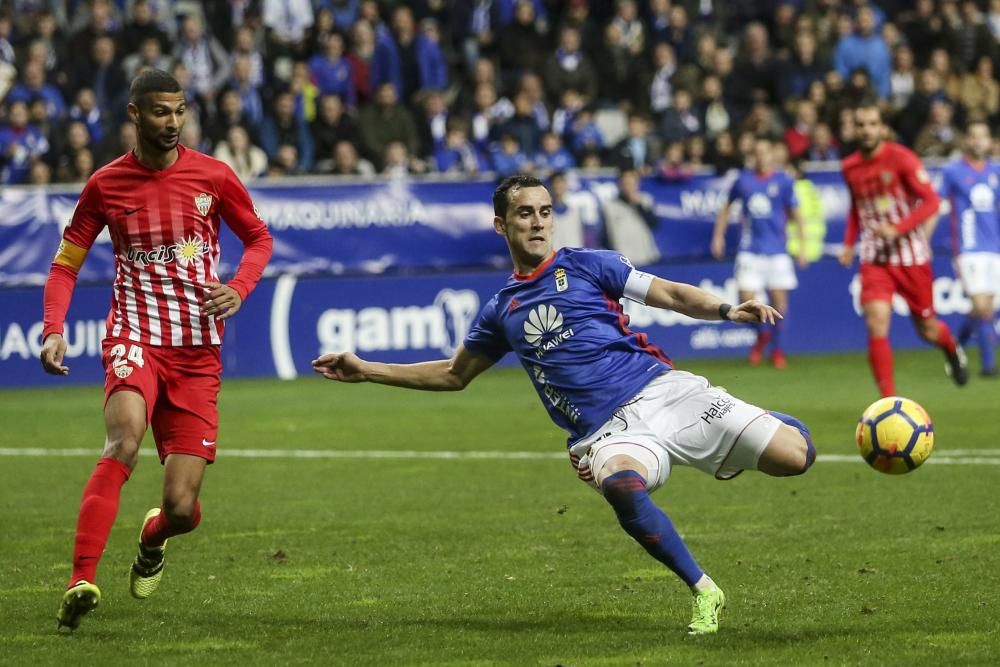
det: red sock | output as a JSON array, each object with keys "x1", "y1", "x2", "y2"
[
  {"x1": 69, "y1": 457, "x2": 131, "y2": 587},
  {"x1": 141, "y1": 501, "x2": 202, "y2": 548},
  {"x1": 934, "y1": 320, "x2": 957, "y2": 355},
  {"x1": 867, "y1": 337, "x2": 895, "y2": 397}
]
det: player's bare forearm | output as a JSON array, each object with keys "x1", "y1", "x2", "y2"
[
  {"x1": 644, "y1": 277, "x2": 781, "y2": 324},
  {"x1": 312, "y1": 345, "x2": 494, "y2": 391}
]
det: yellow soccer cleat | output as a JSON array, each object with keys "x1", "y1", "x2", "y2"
[
  {"x1": 687, "y1": 586, "x2": 726, "y2": 635},
  {"x1": 57, "y1": 580, "x2": 101, "y2": 630},
  {"x1": 129, "y1": 508, "x2": 167, "y2": 600}
]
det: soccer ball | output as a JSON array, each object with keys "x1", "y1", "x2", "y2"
[{"x1": 856, "y1": 397, "x2": 935, "y2": 474}]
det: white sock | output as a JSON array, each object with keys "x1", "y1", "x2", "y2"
[{"x1": 691, "y1": 574, "x2": 718, "y2": 594}]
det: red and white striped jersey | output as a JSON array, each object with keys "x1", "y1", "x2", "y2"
[
  {"x1": 841, "y1": 142, "x2": 941, "y2": 266},
  {"x1": 43, "y1": 145, "x2": 272, "y2": 346}
]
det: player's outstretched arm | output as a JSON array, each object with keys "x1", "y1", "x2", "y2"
[
  {"x1": 312, "y1": 344, "x2": 496, "y2": 391},
  {"x1": 643, "y1": 277, "x2": 782, "y2": 324}
]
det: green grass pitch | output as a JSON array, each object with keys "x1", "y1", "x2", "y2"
[{"x1": 1, "y1": 349, "x2": 998, "y2": 666}]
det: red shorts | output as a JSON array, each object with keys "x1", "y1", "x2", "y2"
[
  {"x1": 102, "y1": 337, "x2": 222, "y2": 464},
  {"x1": 859, "y1": 262, "x2": 935, "y2": 320}
]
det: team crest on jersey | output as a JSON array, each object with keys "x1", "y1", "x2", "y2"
[
  {"x1": 114, "y1": 365, "x2": 133, "y2": 379},
  {"x1": 195, "y1": 192, "x2": 213, "y2": 216},
  {"x1": 989, "y1": 174, "x2": 998, "y2": 188},
  {"x1": 554, "y1": 268, "x2": 569, "y2": 292},
  {"x1": 767, "y1": 183, "x2": 778, "y2": 197},
  {"x1": 880, "y1": 171, "x2": 893, "y2": 185}
]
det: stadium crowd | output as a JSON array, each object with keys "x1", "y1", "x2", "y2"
[{"x1": 0, "y1": 0, "x2": 997, "y2": 185}]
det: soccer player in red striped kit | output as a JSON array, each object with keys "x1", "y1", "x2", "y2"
[
  {"x1": 40, "y1": 70, "x2": 272, "y2": 630},
  {"x1": 838, "y1": 98, "x2": 967, "y2": 396}
]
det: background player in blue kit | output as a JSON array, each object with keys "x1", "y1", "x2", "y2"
[
  {"x1": 939, "y1": 120, "x2": 1000, "y2": 377},
  {"x1": 712, "y1": 136, "x2": 807, "y2": 368},
  {"x1": 313, "y1": 174, "x2": 817, "y2": 636}
]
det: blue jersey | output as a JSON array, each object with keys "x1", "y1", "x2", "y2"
[
  {"x1": 728, "y1": 170, "x2": 798, "y2": 255},
  {"x1": 463, "y1": 248, "x2": 671, "y2": 444},
  {"x1": 939, "y1": 158, "x2": 1000, "y2": 254}
]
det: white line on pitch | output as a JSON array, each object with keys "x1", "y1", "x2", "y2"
[{"x1": 0, "y1": 448, "x2": 998, "y2": 465}]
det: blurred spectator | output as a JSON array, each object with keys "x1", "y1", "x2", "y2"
[
  {"x1": 897, "y1": 68, "x2": 944, "y2": 145},
  {"x1": 784, "y1": 100, "x2": 817, "y2": 159},
  {"x1": 268, "y1": 144, "x2": 303, "y2": 176},
  {"x1": 542, "y1": 25, "x2": 597, "y2": 103},
  {"x1": 489, "y1": 132, "x2": 531, "y2": 178},
  {"x1": 686, "y1": 135, "x2": 707, "y2": 170},
  {"x1": 899, "y1": 0, "x2": 954, "y2": 68},
  {"x1": 324, "y1": 0, "x2": 361, "y2": 27},
  {"x1": 659, "y1": 88, "x2": 701, "y2": 143},
  {"x1": 674, "y1": 32, "x2": 718, "y2": 92},
  {"x1": 470, "y1": 82, "x2": 512, "y2": 147},
  {"x1": 610, "y1": 0, "x2": 644, "y2": 57},
  {"x1": 126, "y1": 0, "x2": 176, "y2": 43},
  {"x1": 646, "y1": 42, "x2": 676, "y2": 122},
  {"x1": 566, "y1": 105, "x2": 603, "y2": 158},
  {"x1": 207, "y1": 88, "x2": 258, "y2": 147},
  {"x1": 457, "y1": 0, "x2": 503, "y2": 72},
  {"x1": 498, "y1": 0, "x2": 546, "y2": 81},
  {"x1": 834, "y1": 6, "x2": 891, "y2": 99},
  {"x1": 601, "y1": 168, "x2": 660, "y2": 265},
  {"x1": 845, "y1": 67, "x2": 877, "y2": 106},
  {"x1": 290, "y1": 61, "x2": 320, "y2": 123},
  {"x1": 433, "y1": 119, "x2": 488, "y2": 174},
  {"x1": 551, "y1": 87, "x2": 583, "y2": 139},
  {"x1": 55, "y1": 120, "x2": 91, "y2": 181},
  {"x1": 263, "y1": 0, "x2": 315, "y2": 60},
  {"x1": 561, "y1": 0, "x2": 601, "y2": 62},
  {"x1": 889, "y1": 44, "x2": 917, "y2": 113},
  {"x1": 347, "y1": 20, "x2": 376, "y2": 105},
  {"x1": 179, "y1": 112, "x2": 208, "y2": 153},
  {"x1": 778, "y1": 31, "x2": 828, "y2": 103},
  {"x1": 26, "y1": 11, "x2": 65, "y2": 83},
  {"x1": 382, "y1": 140, "x2": 427, "y2": 176},
  {"x1": 549, "y1": 171, "x2": 590, "y2": 250},
  {"x1": 660, "y1": 3, "x2": 693, "y2": 65},
  {"x1": 416, "y1": 18, "x2": 449, "y2": 93},
  {"x1": 518, "y1": 72, "x2": 550, "y2": 131},
  {"x1": 306, "y1": 8, "x2": 337, "y2": 56},
  {"x1": 123, "y1": 36, "x2": 172, "y2": 81},
  {"x1": 0, "y1": 99, "x2": 50, "y2": 183},
  {"x1": 232, "y1": 25, "x2": 266, "y2": 90},
  {"x1": 730, "y1": 23, "x2": 778, "y2": 115},
  {"x1": 69, "y1": 88, "x2": 105, "y2": 144},
  {"x1": 954, "y1": 0, "x2": 996, "y2": 73},
  {"x1": 214, "y1": 125, "x2": 268, "y2": 181},
  {"x1": 122, "y1": 0, "x2": 169, "y2": 56},
  {"x1": 787, "y1": 159, "x2": 826, "y2": 262},
  {"x1": 29, "y1": 159, "x2": 52, "y2": 184},
  {"x1": 312, "y1": 94, "x2": 358, "y2": 171},
  {"x1": 370, "y1": 6, "x2": 446, "y2": 104},
  {"x1": 609, "y1": 112, "x2": 658, "y2": 173},
  {"x1": 358, "y1": 82, "x2": 419, "y2": 170},
  {"x1": 837, "y1": 107, "x2": 859, "y2": 155},
  {"x1": 261, "y1": 91, "x2": 315, "y2": 172},
  {"x1": 7, "y1": 60, "x2": 66, "y2": 120},
  {"x1": 771, "y1": 1, "x2": 798, "y2": 55},
  {"x1": 533, "y1": 131, "x2": 576, "y2": 173},
  {"x1": 96, "y1": 120, "x2": 136, "y2": 164},
  {"x1": 597, "y1": 19, "x2": 642, "y2": 109},
  {"x1": 990, "y1": 0, "x2": 1000, "y2": 39},
  {"x1": 415, "y1": 90, "x2": 448, "y2": 158},
  {"x1": 74, "y1": 36, "x2": 127, "y2": 118},
  {"x1": 332, "y1": 139, "x2": 375, "y2": 175},
  {"x1": 929, "y1": 47, "x2": 963, "y2": 101},
  {"x1": 69, "y1": 0, "x2": 120, "y2": 60},
  {"x1": 175, "y1": 14, "x2": 231, "y2": 102},
  {"x1": 656, "y1": 141, "x2": 693, "y2": 182},
  {"x1": 807, "y1": 122, "x2": 840, "y2": 161},
  {"x1": 230, "y1": 54, "x2": 264, "y2": 126},
  {"x1": 959, "y1": 55, "x2": 1000, "y2": 122},
  {"x1": 699, "y1": 75, "x2": 732, "y2": 140},
  {"x1": 70, "y1": 147, "x2": 95, "y2": 182},
  {"x1": 913, "y1": 99, "x2": 960, "y2": 157},
  {"x1": 497, "y1": 92, "x2": 542, "y2": 154}
]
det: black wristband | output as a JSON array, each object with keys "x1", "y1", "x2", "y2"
[{"x1": 718, "y1": 303, "x2": 732, "y2": 321}]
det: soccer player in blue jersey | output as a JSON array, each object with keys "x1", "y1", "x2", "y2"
[
  {"x1": 711, "y1": 136, "x2": 807, "y2": 368},
  {"x1": 939, "y1": 120, "x2": 1000, "y2": 377},
  {"x1": 313, "y1": 174, "x2": 817, "y2": 635}
]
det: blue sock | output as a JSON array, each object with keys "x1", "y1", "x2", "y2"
[
  {"x1": 979, "y1": 318, "x2": 997, "y2": 372},
  {"x1": 768, "y1": 411, "x2": 816, "y2": 471},
  {"x1": 958, "y1": 316, "x2": 975, "y2": 346},
  {"x1": 771, "y1": 319, "x2": 784, "y2": 353},
  {"x1": 601, "y1": 471, "x2": 704, "y2": 587}
]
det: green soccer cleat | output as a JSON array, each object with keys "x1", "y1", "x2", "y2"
[
  {"x1": 687, "y1": 587, "x2": 726, "y2": 635},
  {"x1": 57, "y1": 581, "x2": 101, "y2": 630},
  {"x1": 129, "y1": 508, "x2": 167, "y2": 600}
]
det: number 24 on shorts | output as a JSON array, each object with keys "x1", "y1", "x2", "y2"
[{"x1": 110, "y1": 343, "x2": 145, "y2": 378}]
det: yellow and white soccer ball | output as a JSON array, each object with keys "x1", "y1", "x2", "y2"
[{"x1": 856, "y1": 397, "x2": 935, "y2": 475}]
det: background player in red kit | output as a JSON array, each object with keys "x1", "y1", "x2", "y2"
[
  {"x1": 838, "y1": 98, "x2": 967, "y2": 396},
  {"x1": 39, "y1": 70, "x2": 273, "y2": 630}
]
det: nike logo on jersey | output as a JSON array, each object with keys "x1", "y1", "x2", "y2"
[
  {"x1": 202, "y1": 439, "x2": 216, "y2": 447},
  {"x1": 124, "y1": 207, "x2": 145, "y2": 216}
]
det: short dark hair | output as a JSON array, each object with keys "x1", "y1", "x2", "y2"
[
  {"x1": 854, "y1": 95, "x2": 881, "y2": 115},
  {"x1": 129, "y1": 69, "x2": 182, "y2": 105},
  {"x1": 493, "y1": 174, "x2": 544, "y2": 218}
]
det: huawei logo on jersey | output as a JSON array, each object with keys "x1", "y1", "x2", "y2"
[
  {"x1": 524, "y1": 304, "x2": 575, "y2": 357},
  {"x1": 125, "y1": 234, "x2": 209, "y2": 267},
  {"x1": 747, "y1": 193, "x2": 773, "y2": 217}
]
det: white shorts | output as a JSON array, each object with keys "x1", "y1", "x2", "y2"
[
  {"x1": 735, "y1": 252, "x2": 798, "y2": 292},
  {"x1": 568, "y1": 371, "x2": 782, "y2": 491},
  {"x1": 956, "y1": 252, "x2": 1000, "y2": 297}
]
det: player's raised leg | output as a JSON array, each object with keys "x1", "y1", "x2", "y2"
[
  {"x1": 862, "y1": 300, "x2": 895, "y2": 397},
  {"x1": 757, "y1": 412, "x2": 815, "y2": 476},
  {"x1": 913, "y1": 315, "x2": 968, "y2": 386},
  {"x1": 58, "y1": 391, "x2": 145, "y2": 629},
  {"x1": 767, "y1": 289, "x2": 789, "y2": 368},
  {"x1": 130, "y1": 454, "x2": 206, "y2": 599},
  {"x1": 594, "y1": 454, "x2": 725, "y2": 635}
]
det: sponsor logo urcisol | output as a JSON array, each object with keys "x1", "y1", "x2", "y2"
[{"x1": 126, "y1": 236, "x2": 210, "y2": 267}]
